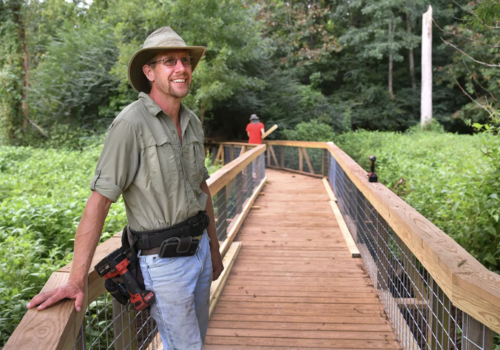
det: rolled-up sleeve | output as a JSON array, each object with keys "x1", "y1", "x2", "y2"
[{"x1": 90, "y1": 119, "x2": 140, "y2": 202}]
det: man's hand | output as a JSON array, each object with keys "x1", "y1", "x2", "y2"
[
  {"x1": 210, "y1": 245, "x2": 224, "y2": 281},
  {"x1": 27, "y1": 282, "x2": 85, "y2": 312},
  {"x1": 26, "y1": 191, "x2": 111, "y2": 312}
]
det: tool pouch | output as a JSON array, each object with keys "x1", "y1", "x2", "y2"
[
  {"x1": 102, "y1": 226, "x2": 150, "y2": 309},
  {"x1": 158, "y1": 236, "x2": 200, "y2": 258},
  {"x1": 123, "y1": 226, "x2": 146, "y2": 291}
]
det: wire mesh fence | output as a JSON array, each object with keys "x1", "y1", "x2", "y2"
[
  {"x1": 73, "y1": 149, "x2": 266, "y2": 350},
  {"x1": 73, "y1": 292, "x2": 160, "y2": 350},
  {"x1": 213, "y1": 152, "x2": 265, "y2": 241},
  {"x1": 328, "y1": 153, "x2": 498, "y2": 350}
]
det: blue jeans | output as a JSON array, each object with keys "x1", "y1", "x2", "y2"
[{"x1": 139, "y1": 231, "x2": 212, "y2": 350}]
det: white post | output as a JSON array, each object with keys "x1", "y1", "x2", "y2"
[{"x1": 421, "y1": 5, "x2": 433, "y2": 127}]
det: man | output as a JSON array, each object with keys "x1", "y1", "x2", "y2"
[
  {"x1": 27, "y1": 27, "x2": 224, "y2": 349},
  {"x1": 246, "y1": 114, "x2": 265, "y2": 144}
]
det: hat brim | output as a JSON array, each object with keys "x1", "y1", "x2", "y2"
[{"x1": 127, "y1": 46, "x2": 206, "y2": 93}]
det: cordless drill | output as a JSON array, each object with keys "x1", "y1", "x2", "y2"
[{"x1": 95, "y1": 248, "x2": 155, "y2": 312}]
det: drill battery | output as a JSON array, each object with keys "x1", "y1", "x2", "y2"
[{"x1": 95, "y1": 248, "x2": 155, "y2": 312}]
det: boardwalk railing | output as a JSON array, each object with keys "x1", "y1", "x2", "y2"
[
  {"x1": 4, "y1": 144, "x2": 266, "y2": 350},
  {"x1": 265, "y1": 140, "x2": 500, "y2": 350}
]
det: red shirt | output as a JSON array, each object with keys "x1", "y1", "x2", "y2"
[{"x1": 246, "y1": 122, "x2": 265, "y2": 144}]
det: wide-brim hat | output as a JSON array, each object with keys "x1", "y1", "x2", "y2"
[
  {"x1": 128, "y1": 26, "x2": 206, "y2": 93},
  {"x1": 249, "y1": 114, "x2": 259, "y2": 121}
]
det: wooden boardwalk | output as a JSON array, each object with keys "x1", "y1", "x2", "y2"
[{"x1": 205, "y1": 169, "x2": 401, "y2": 349}]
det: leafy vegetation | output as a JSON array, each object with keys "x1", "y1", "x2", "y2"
[
  {"x1": 1, "y1": 0, "x2": 499, "y2": 144},
  {"x1": 334, "y1": 129, "x2": 500, "y2": 273}
]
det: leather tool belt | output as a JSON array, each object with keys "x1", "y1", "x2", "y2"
[{"x1": 130, "y1": 211, "x2": 210, "y2": 257}]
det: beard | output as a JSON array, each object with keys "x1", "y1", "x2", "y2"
[{"x1": 167, "y1": 79, "x2": 191, "y2": 98}]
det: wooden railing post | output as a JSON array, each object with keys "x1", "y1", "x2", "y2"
[
  {"x1": 322, "y1": 149, "x2": 328, "y2": 177},
  {"x1": 462, "y1": 314, "x2": 494, "y2": 350},
  {"x1": 280, "y1": 146, "x2": 285, "y2": 168},
  {"x1": 218, "y1": 186, "x2": 227, "y2": 241},
  {"x1": 113, "y1": 300, "x2": 137, "y2": 350},
  {"x1": 299, "y1": 147, "x2": 303, "y2": 172}
]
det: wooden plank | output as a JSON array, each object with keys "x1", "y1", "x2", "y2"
[
  {"x1": 262, "y1": 124, "x2": 278, "y2": 139},
  {"x1": 266, "y1": 146, "x2": 270, "y2": 167},
  {"x1": 322, "y1": 177, "x2": 337, "y2": 202},
  {"x1": 302, "y1": 147, "x2": 315, "y2": 174},
  {"x1": 329, "y1": 201, "x2": 360, "y2": 258},
  {"x1": 266, "y1": 165, "x2": 324, "y2": 178},
  {"x1": 4, "y1": 273, "x2": 87, "y2": 350},
  {"x1": 208, "y1": 320, "x2": 393, "y2": 332},
  {"x1": 215, "y1": 144, "x2": 223, "y2": 163},
  {"x1": 205, "y1": 337, "x2": 401, "y2": 349},
  {"x1": 264, "y1": 140, "x2": 328, "y2": 149},
  {"x1": 280, "y1": 145, "x2": 285, "y2": 168},
  {"x1": 268, "y1": 144, "x2": 279, "y2": 167},
  {"x1": 299, "y1": 147, "x2": 303, "y2": 172},
  {"x1": 209, "y1": 242, "x2": 242, "y2": 318},
  {"x1": 210, "y1": 313, "x2": 389, "y2": 325}
]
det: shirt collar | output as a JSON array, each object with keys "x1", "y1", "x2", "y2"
[
  {"x1": 139, "y1": 92, "x2": 162, "y2": 117},
  {"x1": 138, "y1": 92, "x2": 192, "y2": 135}
]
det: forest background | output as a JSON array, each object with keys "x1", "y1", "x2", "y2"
[{"x1": 1, "y1": 0, "x2": 500, "y2": 346}]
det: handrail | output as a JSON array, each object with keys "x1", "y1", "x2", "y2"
[
  {"x1": 4, "y1": 144, "x2": 267, "y2": 350},
  {"x1": 325, "y1": 141, "x2": 500, "y2": 334},
  {"x1": 265, "y1": 139, "x2": 500, "y2": 334}
]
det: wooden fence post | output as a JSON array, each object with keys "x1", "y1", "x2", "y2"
[
  {"x1": 462, "y1": 314, "x2": 494, "y2": 350},
  {"x1": 299, "y1": 147, "x2": 303, "y2": 172},
  {"x1": 280, "y1": 146, "x2": 285, "y2": 168},
  {"x1": 113, "y1": 300, "x2": 137, "y2": 350}
]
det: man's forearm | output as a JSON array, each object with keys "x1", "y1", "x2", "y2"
[
  {"x1": 69, "y1": 191, "x2": 112, "y2": 288},
  {"x1": 200, "y1": 181, "x2": 219, "y2": 250}
]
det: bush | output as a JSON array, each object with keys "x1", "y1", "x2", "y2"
[
  {"x1": 334, "y1": 130, "x2": 500, "y2": 273},
  {"x1": 282, "y1": 120, "x2": 335, "y2": 141}
]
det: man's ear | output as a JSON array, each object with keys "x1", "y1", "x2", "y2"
[{"x1": 143, "y1": 64, "x2": 155, "y2": 82}]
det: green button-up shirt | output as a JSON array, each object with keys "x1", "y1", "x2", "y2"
[{"x1": 90, "y1": 92, "x2": 209, "y2": 232}]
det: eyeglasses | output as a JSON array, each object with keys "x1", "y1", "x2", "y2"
[{"x1": 148, "y1": 57, "x2": 192, "y2": 67}]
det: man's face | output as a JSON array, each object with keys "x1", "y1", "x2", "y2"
[{"x1": 146, "y1": 49, "x2": 192, "y2": 99}]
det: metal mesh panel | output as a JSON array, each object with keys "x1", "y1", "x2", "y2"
[
  {"x1": 73, "y1": 293, "x2": 161, "y2": 350},
  {"x1": 212, "y1": 152, "x2": 265, "y2": 242},
  {"x1": 328, "y1": 154, "x2": 497, "y2": 350}
]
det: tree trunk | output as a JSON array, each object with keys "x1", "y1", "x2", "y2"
[
  {"x1": 12, "y1": 3, "x2": 29, "y2": 128},
  {"x1": 421, "y1": 6, "x2": 433, "y2": 127},
  {"x1": 407, "y1": 14, "x2": 417, "y2": 89},
  {"x1": 388, "y1": 18, "x2": 395, "y2": 101}
]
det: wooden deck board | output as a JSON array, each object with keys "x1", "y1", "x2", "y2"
[{"x1": 206, "y1": 169, "x2": 402, "y2": 349}]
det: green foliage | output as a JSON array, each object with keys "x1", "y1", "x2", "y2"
[
  {"x1": 335, "y1": 130, "x2": 500, "y2": 273},
  {"x1": 282, "y1": 120, "x2": 335, "y2": 142},
  {"x1": 29, "y1": 20, "x2": 119, "y2": 131}
]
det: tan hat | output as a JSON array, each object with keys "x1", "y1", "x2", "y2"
[{"x1": 127, "y1": 26, "x2": 206, "y2": 93}]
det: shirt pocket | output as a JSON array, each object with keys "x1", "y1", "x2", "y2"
[
  {"x1": 146, "y1": 134, "x2": 179, "y2": 195},
  {"x1": 184, "y1": 139, "x2": 205, "y2": 188}
]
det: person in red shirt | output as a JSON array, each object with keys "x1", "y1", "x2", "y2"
[{"x1": 246, "y1": 114, "x2": 265, "y2": 144}]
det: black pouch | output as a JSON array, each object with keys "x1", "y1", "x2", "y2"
[
  {"x1": 122, "y1": 226, "x2": 146, "y2": 290},
  {"x1": 158, "y1": 236, "x2": 200, "y2": 258}
]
